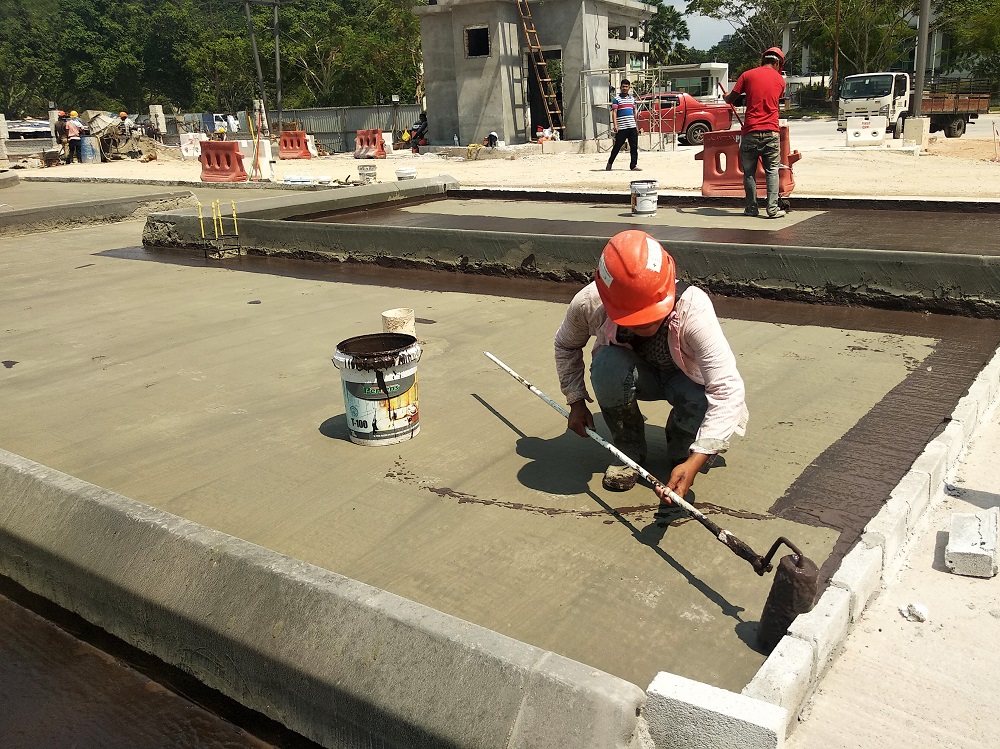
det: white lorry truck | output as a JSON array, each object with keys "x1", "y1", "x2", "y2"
[{"x1": 837, "y1": 72, "x2": 991, "y2": 138}]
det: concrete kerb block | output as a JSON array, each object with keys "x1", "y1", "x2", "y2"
[
  {"x1": 0, "y1": 449, "x2": 647, "y2": 749},
  {"x1": 950, "y1": 397, "x2": 980, "y2": 445},
  {"x1": 786, "y1": 587, "x2": 851, "y2": 678},
  {"x1": 890, "y1": 470, "x2": 932, "y2": 535},
  {"x1": 741, "y1": 636, "x2": 814, "y2": 735},
  {"x1": 646, "y1": 672, "x2": 787, "y2": 749},
  {"x1": 975, "y1": 349, "x2": 1000, "y2": 405},
  {"x1": 861, "y1": 494, "x2": 911, "y2": 569},
  {"x1": 830, "y1": 540, "x2": 884, "y2": 622},
  {"x1": 944, "y1": 507, "x2": 999, "y2": 578},
  {"x1": 935, "y1": 420, "x2": 965, "y2": 476},
  {"x1": 909, "y1": 440, "x2": 948, "y2": 499}
]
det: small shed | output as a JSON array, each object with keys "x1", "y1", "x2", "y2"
[{"x1": 415, "y1": 0, "x2": 654, "y2": 145}]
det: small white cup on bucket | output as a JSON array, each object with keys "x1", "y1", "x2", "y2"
[{"x1": 382, "y1": 308, "x2": 416, "y2": 337}]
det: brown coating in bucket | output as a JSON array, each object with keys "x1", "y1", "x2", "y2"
[{"x1": 335, "y1": 332, "x2": 420, "y2": 370}]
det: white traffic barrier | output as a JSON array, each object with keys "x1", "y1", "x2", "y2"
[{"x1": 845, "y1": 116, "x2": 888, "y2": 147}]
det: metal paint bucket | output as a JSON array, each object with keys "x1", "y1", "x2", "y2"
[
  {"x1": 357, "y1": 163, "x2": 377, "y2": 185},
  {"x1": 332, "y1": 333, "x2": 421, "y2": 446},
  {"x1": 630, "y1": 179, "x2": 658, "y2": 216},
  {"x1": 81, "y1": 136, "x2": 100, "y2": 164}
]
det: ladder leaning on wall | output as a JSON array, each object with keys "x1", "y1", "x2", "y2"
[{"x1": 515, "y1": 0, "x2": 564, "y2": 135}]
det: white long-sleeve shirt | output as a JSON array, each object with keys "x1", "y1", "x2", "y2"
[{"x1": 554, "y1": 282, "x2": 748, "y2": 454}]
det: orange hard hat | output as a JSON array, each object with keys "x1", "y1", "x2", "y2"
[
  {"x1": 58, "y1": 110, "x2": 66, "y2": 116},
  {"x1": 120, "y1": 111, "x2": 128, "y2": 117},
  {"x1": 762, "y1": 47, "x2": 785, "y2": 71},
  {"x1": 595, "y1": 230, "x2": 677, "y2": 327}
]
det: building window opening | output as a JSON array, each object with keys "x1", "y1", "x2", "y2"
[{"x1": 466, "y1": 27, "x2": 490, "y2": 57}]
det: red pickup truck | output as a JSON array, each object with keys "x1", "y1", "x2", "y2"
[{"x1": 635, "y1": 92, "x2": 734, "y2": 146}]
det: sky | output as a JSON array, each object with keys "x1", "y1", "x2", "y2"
[{"x1": 664, "y1": 1, "x2": 733, "y2": 50}]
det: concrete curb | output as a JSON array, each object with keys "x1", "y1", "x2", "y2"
[
  {"x1": 740, "y1": 342, "x2": 1000, "y2": 737},
  {"x1": 646, "y1": 672, "x2": 787, "y2": 749},
  {"x1": 0, "y1": 170, "x2": 19, "y2": 189},
  {"x1": 142, "y1": 186, "x2": 1000, "y2": 317},
  {"x1": 0, "y1": 448, "x2": 647, "y2": 749},
  {"x1": 0, "y1": 190, "x2": 197, "y2": 236}
]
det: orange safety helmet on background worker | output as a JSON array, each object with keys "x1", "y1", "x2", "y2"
[
  {"x1": 553, "y1": 230, "x2": 748, "y2": 509},
  {"x1": 725, "y1": 47, "x2": 787, "y2": 219}
]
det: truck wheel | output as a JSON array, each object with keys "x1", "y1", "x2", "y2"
[
  {"x1": 893, "y1": 116, "x2": 904, "y2": 139},
  {"x1": 685, "y1": 122, "x2": 710, "y2": 146},
  {"x1": 945, "y1": 117, "x2": 966, "y2": 138}
]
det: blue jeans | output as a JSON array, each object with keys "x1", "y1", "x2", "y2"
[
  {"x1": 591, "y1": 344, "x2": 708, "y2": 465},
  {"x1": 739, "y1": 130, "x2": 781, "y2": 214}
]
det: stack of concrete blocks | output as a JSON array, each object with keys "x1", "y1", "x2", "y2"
[{"x1": 733, "y1": 345, "x2": 1000, "y2": 741}]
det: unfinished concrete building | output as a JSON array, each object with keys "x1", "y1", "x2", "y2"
[{"x1": 414, "y1": 0, "x2": 654, "y2": 145}]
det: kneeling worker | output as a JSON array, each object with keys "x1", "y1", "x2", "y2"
[{"x1": 554, "y1": 230, "x2": 748, "y2": 500}]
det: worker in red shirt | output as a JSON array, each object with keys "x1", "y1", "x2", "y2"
[{"x1": 725, "y1": 47, "x2": 786, "y2": 219}]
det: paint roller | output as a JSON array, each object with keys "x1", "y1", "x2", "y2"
[{"x1": 485, "y1": 351, "x2": 818, "y2": 652}]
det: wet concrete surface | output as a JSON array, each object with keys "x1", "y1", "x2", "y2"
[
  {"x1": 0, "y1": 577, "x2": 319, "y2": 749},
  {"x1": 302, "y1": 197, "x2": 1000, "y2": 255},
  {"x1": 5, "y1": 215, "x2": 999, "y2": 694}
]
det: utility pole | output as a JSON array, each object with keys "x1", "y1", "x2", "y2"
[
  {"x1": 241, "y1": 1, "x2": 269, "y2": 128},
  {"x1": 273, "y1": 0, "x2": 282, "y2": 135},
  {"x1": 831, "y1": 0, "x2": 841, "y2": 115},
  {"x1": 912, "y1": 0, "x2": 931, "y2": 118}
]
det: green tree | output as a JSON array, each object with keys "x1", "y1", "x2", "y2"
[
  {"x1": 685, "y1": 0, "x2": 798, "y2": 60},
  {"x1": 644, "y1": 4, "x2": 691, "y2": 66},
  {"x1": 0, "y1": 0, "x2": 61, "y2": 115},
  {"x1": 798, "y1": 0, "x2": 916, "y2": 77},
  {"x1": 935, "y1": 0, "x2": 1000, "y2": 79}
]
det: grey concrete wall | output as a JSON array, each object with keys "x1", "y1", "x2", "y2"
[
  {"x1": 0, "y1": 448, "x2": 648, "y2": 749},
  {"x1": 420, "y1": 12, "x2": 460, "y2": 145}
]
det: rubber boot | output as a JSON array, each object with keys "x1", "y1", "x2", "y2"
[{"x1": 600, "y1": 401, "x2": 646, "y2": 491}]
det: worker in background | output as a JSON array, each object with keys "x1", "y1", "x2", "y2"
[
  {"x1": 66, "y1": 110, "x2": 82, "y2": 163},
  {"x1": 118, "y1": 111, "x2": 135, "y2": 135},
  {"x1": 605, "y1": 79, "x2": 640, "y2": 172},
  {"x1": 554, "y1": 230, "x2": 747, "y2": 503},
  {"x1": 724, "y1": 47, "x2": 787, "y2": 219},
  {"x1": 54, "y1": 111, "x2": 69, "y2": 163}
]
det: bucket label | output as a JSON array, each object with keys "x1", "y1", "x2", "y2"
[
  {"x1": 341, "y1": 372, "x2": 419, "y2": 444},
  {"x1": 345, "y1": 374, "x2": 415, "y2": 401}
]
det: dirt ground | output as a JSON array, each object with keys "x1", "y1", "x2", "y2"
[{"x1": 5, "y1": 129, "x2": 999, "y2": 199}]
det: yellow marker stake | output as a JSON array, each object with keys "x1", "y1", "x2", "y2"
[
  {"x1": 197, "y1": 202, "x2": 205, "y2": 239},
  {"x1": 212, "y1": 200, "x2": 219, "y2": 238},
  {"x1": 231, "y1": 201, "x2": 239, "y2": 235}
]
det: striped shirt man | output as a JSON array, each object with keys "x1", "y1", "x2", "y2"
[{"x1": 611, "y1": 92, "x2": 637, "y2": 130}]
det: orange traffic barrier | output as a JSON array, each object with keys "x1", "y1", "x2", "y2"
[
  {"x1": 279, "y1": 130, "x2": 312, "y2": 159},
  {"x1": 695, "y1": 126, "x2": 801, "y2": 198},
  {"x1": 198, "y1": 140, "x2": 248, "y2": 183},
  {"x1": 353, "y1": 129, "x2": 386, "y2": 159}
]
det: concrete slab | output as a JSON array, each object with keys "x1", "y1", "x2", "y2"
[{"x1": 4, "y1": 215, "x2": 997, "y2": 696}]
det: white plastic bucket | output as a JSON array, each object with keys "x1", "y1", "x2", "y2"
[
  {"x1": 395, "y1": 167, "x2": 417, "y2": 181},
  {"x1": 358, "y1": 163, "x2": 378, "y2": 185},
  {"x1": 631, "y1": 180, "x2": 658, "y2": 216},
  {"x1": 332, "y1": 333, "x2": 422, "y2": 446}
]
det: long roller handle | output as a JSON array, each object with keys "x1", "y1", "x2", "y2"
[{"x1": 484, "y1": 351, "x2": 770, "y2": 575}]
